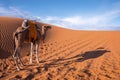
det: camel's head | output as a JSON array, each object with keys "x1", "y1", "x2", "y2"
[
  {"x1": 43, "y1": 25, "x2": 52, "y2": 31},
  {"x1": 41, "y1": 25, "x2": 51, "y2": 35}
]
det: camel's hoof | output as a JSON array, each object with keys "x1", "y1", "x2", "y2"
[
  {"x1": 36, "y1": 60, "x2": 39, "y2": 64},
  {"x1": 17, "y1": 68, "x2": 20, "y2": 71},
  {"x1": 37, "y1": 62, "x2": 39, "y2": 64}
]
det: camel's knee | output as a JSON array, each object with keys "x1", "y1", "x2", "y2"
[{"x1": 13, "y1": 52, "x2": 18, "y2": 59}]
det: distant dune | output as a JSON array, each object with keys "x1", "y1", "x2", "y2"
[{"x1": 0, "y1": 17, "x2": 120, "y2": 80}]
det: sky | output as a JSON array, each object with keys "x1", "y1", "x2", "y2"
[{"x1": 0, "y1": 0, "x2": 120, "y2": 30}]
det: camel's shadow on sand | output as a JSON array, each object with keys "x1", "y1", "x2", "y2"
[
  {"x1": 43, "y1": 48, "x2": 110, "y2": 70},
  {"x1": 75, "y1": 49, "x2": 110, "y2": 62},
  {"x1": 16, "y1": 48, "x2": 110, "y2": 72}
]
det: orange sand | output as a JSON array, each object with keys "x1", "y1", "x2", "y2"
[{"x1": 0, "y1": 17, "x2": 120, "y2": 80}]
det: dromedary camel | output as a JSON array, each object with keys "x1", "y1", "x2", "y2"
[{"x1": 13, "y1": 20, "x2": 51, "y2": 71}]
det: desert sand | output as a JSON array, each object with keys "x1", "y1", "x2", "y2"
[{"x1": 0, "y1": 17, "x2": 120, "y2": 80}]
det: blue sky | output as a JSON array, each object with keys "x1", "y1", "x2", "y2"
[{"x1": 0, "y1": 0, "x2": 120, "y2": 30}]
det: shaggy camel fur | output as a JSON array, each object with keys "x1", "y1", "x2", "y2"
[{"x1": 13, "y1": 20, "x2": 41, "y2": 71}]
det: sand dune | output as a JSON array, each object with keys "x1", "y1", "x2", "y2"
[{"x1": 0, "y1": 17, "x2": 120, "y2": 80}]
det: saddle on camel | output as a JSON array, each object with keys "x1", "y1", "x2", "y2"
[{"x1": 26, "y1": 20, "x2": 38, "y2": 43}]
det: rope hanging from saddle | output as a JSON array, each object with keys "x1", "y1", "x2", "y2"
[{"x1": 28, "y1": 21, "x2": 37, "y2": 43}]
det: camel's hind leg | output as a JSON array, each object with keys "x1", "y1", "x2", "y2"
[
  {"x1": 13, "y1": 48, "x2": 20, "y2": 71},
  {"x1": 14, "y1": 47, "x2": 25, "y2": 66}
]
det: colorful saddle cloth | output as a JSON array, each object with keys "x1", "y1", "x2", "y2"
[{"x1": 28, "y1": 21, "x2": 37, "y2": 42}]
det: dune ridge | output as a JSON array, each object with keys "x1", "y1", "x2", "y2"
[{"x1": 0, "y1": 17, "x2": 120, "y2": 80}]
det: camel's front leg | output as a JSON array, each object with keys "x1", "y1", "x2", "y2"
[
  {"x1": 30, "y1": 42, "x2": 33, "y2": 64},
  {"x1": 36, "y1": 43, "x2": 39, "y2": 63}
]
